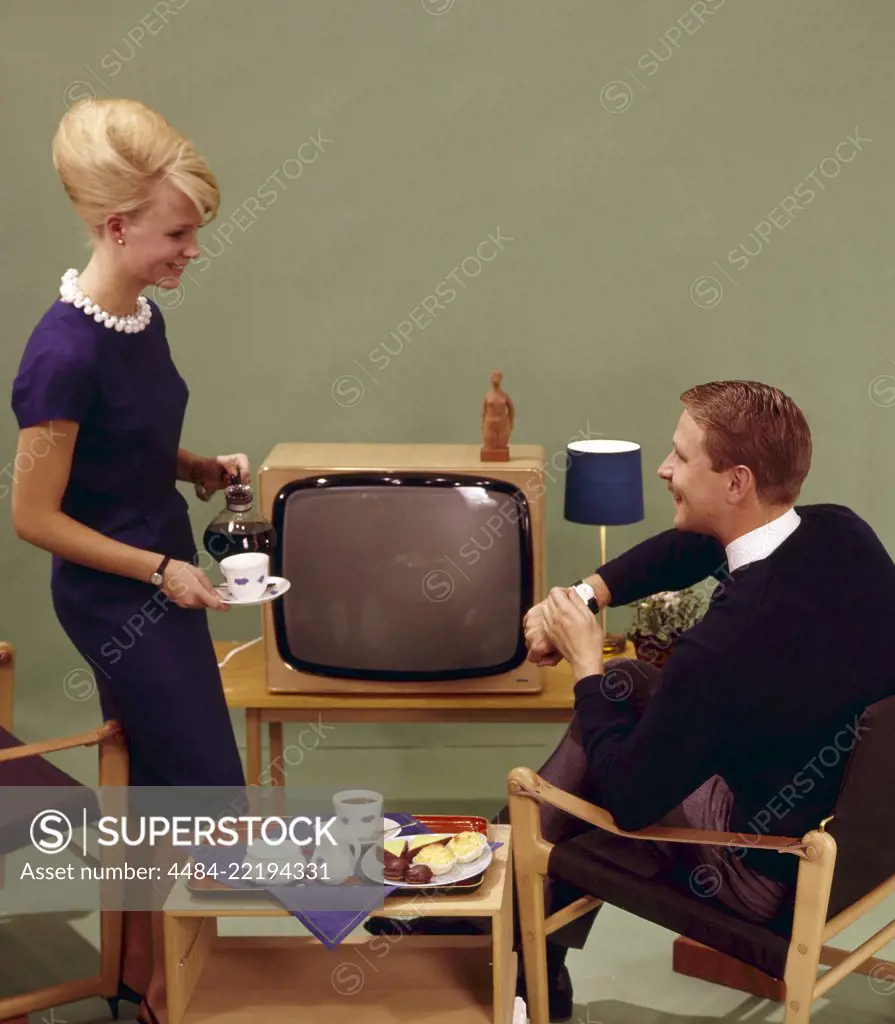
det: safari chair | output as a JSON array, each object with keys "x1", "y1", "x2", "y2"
[
  {"x1": 508, "y1": 693, "x2": 895, "y2": 1024},
  {"x1": 0, "y1": 641, "x2": 129, "y2": 1023}
]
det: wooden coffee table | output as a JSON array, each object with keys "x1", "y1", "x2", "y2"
[{"x1": 163, "y1": 824, "x2": 515, "y2": 1023}]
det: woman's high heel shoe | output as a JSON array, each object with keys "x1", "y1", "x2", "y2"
[
  {"x1": 137, "y1": 998, "x2": 161, "y2": 1024},
  {"x1": 106, "y1": 981, "x2": 144, "y2": 1020}
]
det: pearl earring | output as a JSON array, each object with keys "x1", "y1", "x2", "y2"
[{"x1": 117, "y1": 238, "x2": 124, "y2": 246}]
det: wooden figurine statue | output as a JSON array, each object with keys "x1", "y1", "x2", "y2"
[{"x1": 481, "y1": 370, "x2": 515, "y2": 462}]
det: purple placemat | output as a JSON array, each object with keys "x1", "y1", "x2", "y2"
[{"x1": 190, "y1": 813, "x2": 500, "y2": 949}]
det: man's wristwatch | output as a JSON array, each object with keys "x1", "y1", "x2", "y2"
[
  {"x1": 150, "y1": 555, "x2": 172, "y2": 588},
  {"x1": 571, "y1": 579, "x2": 600, "y2": 615}
]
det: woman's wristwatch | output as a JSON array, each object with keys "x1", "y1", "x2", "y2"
[
  {"x1": 150, "y1": 555, "x2": 172, "y2": 588},
  {"x1": 571, "y1": 579, "x2": 600, "y2": 614}
]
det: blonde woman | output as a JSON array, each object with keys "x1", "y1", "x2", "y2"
[{"x1": 11, "y1": 98, "x2": 247, "y2": 1024}]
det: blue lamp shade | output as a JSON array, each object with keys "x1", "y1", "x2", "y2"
[{"x1": 563, "y1": 440, "x2": 645, "y2": 526}]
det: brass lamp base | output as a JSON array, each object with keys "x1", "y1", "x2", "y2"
[
  {"x1": 602, "y1": 633, "x2": 628, "y2": 657},
  {"x1": 597, "y1": 526, "x2": 629, "y2": 658}
]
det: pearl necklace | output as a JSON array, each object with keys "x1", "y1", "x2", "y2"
[{"x1": 59, "y1": 269, "x2": 152, "y2": 333}]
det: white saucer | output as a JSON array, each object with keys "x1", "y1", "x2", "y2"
[
  {"x1": 356, "y1": 819, "x2": 403, "y2": 847},
  {"x1": 215, "y1": 576, "x2": 291, "y2": 607}
]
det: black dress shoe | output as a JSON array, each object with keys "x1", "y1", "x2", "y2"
[{"x1": 516, "y1": 957, "x2": 574, "y2": 1023}]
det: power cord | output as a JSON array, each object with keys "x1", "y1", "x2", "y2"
[{"x1": 217, "y1": 635, "x2": 262, "y2": 669}]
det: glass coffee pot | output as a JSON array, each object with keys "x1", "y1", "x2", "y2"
[{"x1": 202, "y1": 479, "x2": 277, "y2": 563}]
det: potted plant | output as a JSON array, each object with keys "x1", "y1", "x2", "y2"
[{"x1": 626, "y1": 586, "x2": 709, "y2": 669}]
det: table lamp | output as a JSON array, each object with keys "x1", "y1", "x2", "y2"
[{"x1": 564, "y1": 439, "x2": 645, "y2": 655}]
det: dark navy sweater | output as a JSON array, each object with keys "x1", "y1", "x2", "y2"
[{"x1": 575, "y1": 504, "x2": 895, "y2": 884}]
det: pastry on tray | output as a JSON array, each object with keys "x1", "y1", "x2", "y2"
[
  {"x1": 446, "y1": 830, "x2": 488, "y2": 864},
  {"x1": 404, "y1": 862, "x2": 434, "y2": 884},
  {"x1": 383, "y1": 843, "x2": 410, "y2": 883},
  {"x1": 382, "y1": 840, "x2": 433, "y2": 884},
  {"x1": 410, "y1": 841, "x2": 456, "y2": 876}
]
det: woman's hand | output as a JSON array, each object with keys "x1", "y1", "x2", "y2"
[
  {"x1": 523, "y1": 602, "x2": 563, "y2": 666},
  {"x1": 542, "y1": 587, "x2": 604, "y2": 680},
  {"x1": 161, "y1": 559, "x2": 229, "y2": 611},
  {"x1": 193, "y1": 453, "x2": 251, "y2": 500}
]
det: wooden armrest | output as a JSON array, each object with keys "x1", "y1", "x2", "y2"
[
  {"x1": 508, "y1": 767, "x2": 807, "y2": 856},
  {"x1": 0, "y1": 642, "x2": 14, "y2": 732},
  {"x1": 0, "y1": 721, "x2": 123, "y2": 763}
]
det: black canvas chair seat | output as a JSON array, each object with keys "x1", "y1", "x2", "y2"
[
  {"x1": 0, "y1": 725, "x2": 83, "y2": 786},
  {"x1": 550, "y1": 831, "x2": 795, "y2": 978}
]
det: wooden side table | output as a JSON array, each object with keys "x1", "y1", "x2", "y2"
[
  {"x1": 164, "y1": 824, "x2": 515, "y2": 1023},
  {"x1": 215, "y1": 639, "x2": 636, "y2": 787}
]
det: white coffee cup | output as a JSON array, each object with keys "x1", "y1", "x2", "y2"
[
  {"x1": 333, "y1": 790, "x2": 384, "y2": 845},
  {"x1": 221, "y1": 553, "x2": 269, "y2": 602}
]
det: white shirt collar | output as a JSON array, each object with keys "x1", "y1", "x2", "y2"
[{"x1": 725, "y1": 507, "x2": 801, "y2": 573}]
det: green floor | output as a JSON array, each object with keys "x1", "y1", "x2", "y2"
[{"x1": 4, "y1": 700, "x2": 895, "y2": 1023}]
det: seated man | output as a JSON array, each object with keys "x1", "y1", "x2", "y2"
[{"x1": 373, "y1": 380, "x2": 895, "y2": 1022}]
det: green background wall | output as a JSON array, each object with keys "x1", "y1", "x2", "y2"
[{"x1": 1, "y1": 0, "x2": 893, "y2": 804}]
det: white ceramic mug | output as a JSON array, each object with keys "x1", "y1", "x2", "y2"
[
  {"x1": 221, "y1": 553, "x2": 269, "y2": 602},
  {"x1": 332, "y1": 790, "x2": 384, "y2": 845}
]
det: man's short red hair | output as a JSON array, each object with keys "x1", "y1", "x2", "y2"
[{"x1": 680, "y1": 381, "x2": 812, "y2": 505}]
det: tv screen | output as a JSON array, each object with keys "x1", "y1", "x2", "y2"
[{"x1": 270, "y1": 473, "x2": 534, "y2": 681}]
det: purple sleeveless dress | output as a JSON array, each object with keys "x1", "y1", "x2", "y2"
[{"x1": 11, "y1": 295, "x2": 244, "y2": 788}]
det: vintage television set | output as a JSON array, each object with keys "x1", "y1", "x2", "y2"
[{"x1": 256, "y1": 443, "x2": 547, "y2": 695}]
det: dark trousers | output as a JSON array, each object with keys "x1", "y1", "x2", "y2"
[{"x1": 494, "y1": 657, "x2": 788, "y2": 951}]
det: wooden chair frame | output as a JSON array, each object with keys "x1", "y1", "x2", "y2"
[
  {"x1": 0, "y1": 641, "x2": 129, "y2": 1023},
  {"x1": 508, "y1": 765, "x2": 895, "y2": 1024}
]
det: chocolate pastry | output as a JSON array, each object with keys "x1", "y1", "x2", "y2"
[
  {"x1": 405, "y1": 863, "x2": 433, "y2": 884},
  {"x1": 383, "y1": 846, "x2": 409, "y2": 882},
  {"x1": 384, "y1": 859, "x2": 408, "y2": 882}
]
